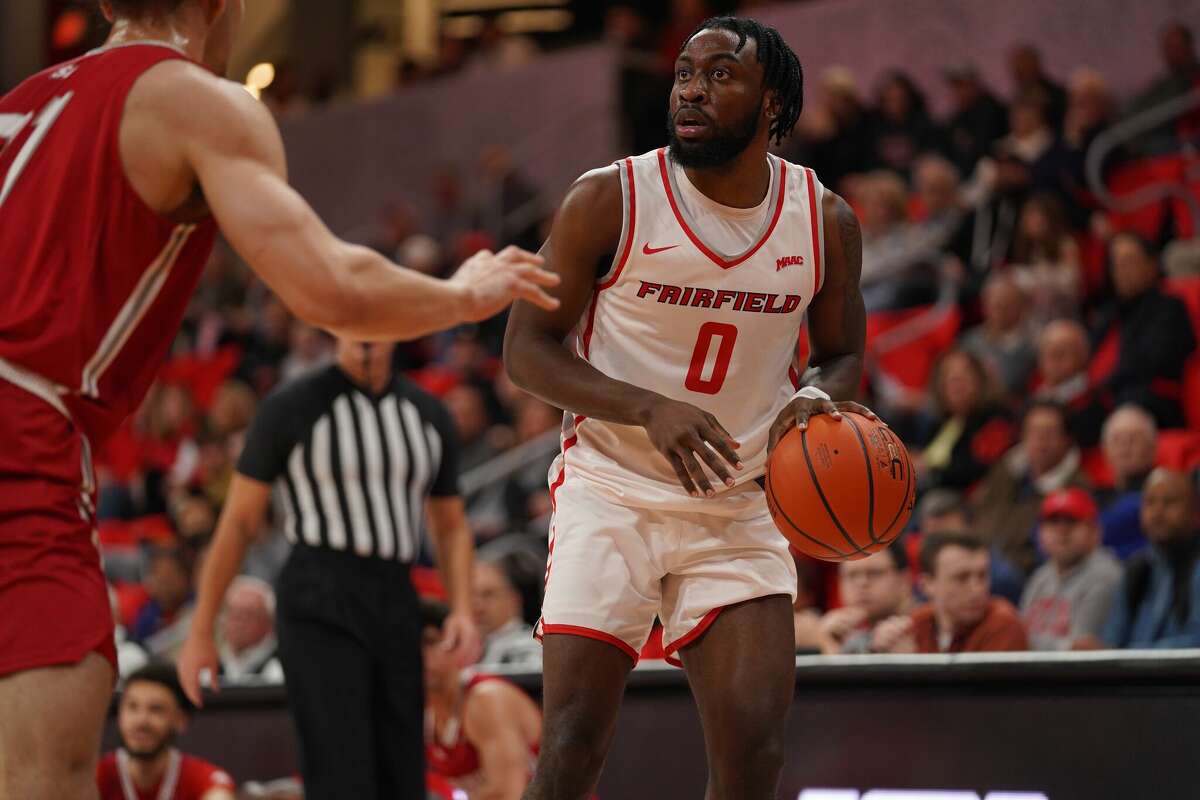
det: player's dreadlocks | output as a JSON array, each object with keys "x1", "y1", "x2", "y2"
[{"x1": 682, "y1": 16, "x2": 804, "y2": 146}]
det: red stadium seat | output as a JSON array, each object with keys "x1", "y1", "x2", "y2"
[
  {"x1": 1164, "y1": 276, "x2": 1200, "y2": 430},
  {"x1": 867, "y1": 304, "x2": 962, "y2": 391},
  {"x1": 1156, "y1": 429, "x2": 1200, "y2": 471}
]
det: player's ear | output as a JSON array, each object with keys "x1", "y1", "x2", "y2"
[
  {"x1": 99, "y1": 1, "x2": 115, "y2": 23},
  {"x1": 763, "y1": 89, "x2": 781, "y2": 121}
]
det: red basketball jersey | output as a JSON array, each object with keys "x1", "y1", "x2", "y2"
[
  {"x1": 97, "y1": 749, "x2": 235, "y2": 800},
  {"x1": 0, "y1": 42, "x2": 217, "y2": 444}
]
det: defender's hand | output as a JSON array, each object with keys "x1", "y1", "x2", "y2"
[
  {"x1": 452, "y1": 245, "x2": 560, "y2": 320},
  {"x1": 767, "y1": 397, "x2": 879, "y2": 455},
  {"x1": 641, "y1": 398, "x2": 742, "y2": 497}
]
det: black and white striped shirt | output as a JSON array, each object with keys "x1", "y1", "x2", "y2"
[{"x1": 236, "y1": 365, "x2": 460, "y2": 561}]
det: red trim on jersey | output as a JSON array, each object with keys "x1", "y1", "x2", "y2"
[
  {"x1": 663, "y1": 606, "x2": 724, "y2": 662},
  {"x1": 788, "y1": 365, "x2": 800, "y2": 389},
  {"x1": 656, "y1": 148, "x2": 787, "y2": 270},
  {"x1": 805, "y1": 168, "x2": 823, "y2": 296},
  {"x1": 538, "y1": 623, "x2": 639, "y2": 662},
  {"x1": 581, "y1": 158, "x2": 637, "y2": 359}
]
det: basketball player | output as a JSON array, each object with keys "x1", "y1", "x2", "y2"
[
  {"x1": 0, "y1": 1, "x2": 556, "y2": 797},
  {"x1": 504, "y1": 17, "x2": 871, "y2": 799},
  {"x1": 96, "y1": 663, "x2": 235, "y2": 800},
  {"x1": 422, "y1": 600, "x2": 542, "y2": 799}
]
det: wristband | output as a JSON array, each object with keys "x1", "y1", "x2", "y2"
[{"x1": 791, "y1": 386, "x2": 832, "y2": 403}]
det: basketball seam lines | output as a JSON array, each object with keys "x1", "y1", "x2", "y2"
[
  {"x1": 876, "y1": 426, "x2": 914, "y2": 544},
  {"x1": 764, "y1": 469, "x2": 847, "y2": 558},
  {"x1": 845, "y1": 416, "x2": 880, "y2": 545},
  {"x1": 799, "y1": 430, "x2": 872, "y2": 557}
]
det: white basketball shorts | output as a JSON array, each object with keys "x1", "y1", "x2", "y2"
[{"x1": 536, "y1": 475, "x2": 797, "y2": 664}]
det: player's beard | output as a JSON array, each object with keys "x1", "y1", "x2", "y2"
[
  {"x1": 667, "y1": 104, "x2": 760, "y2": 168},
  {"x1": 121, "y1": 728, "x2": 177, "y2": 762}
]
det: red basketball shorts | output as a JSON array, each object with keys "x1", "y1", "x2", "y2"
[{"x1": 0, "y1": 368, "x2": 115, "y2": 678}]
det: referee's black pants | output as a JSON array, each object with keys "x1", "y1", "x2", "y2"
[{"x1": 276, "y1": 545, "x2": 425, "y2": 800}]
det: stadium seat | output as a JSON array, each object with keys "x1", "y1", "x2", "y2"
[{"x1": 1164, "y1": 276, "x2": 1200, "y2": 430}]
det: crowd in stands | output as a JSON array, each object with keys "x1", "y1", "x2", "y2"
[{"x1": 92, "y1": 9, "x2": 1200, "y2": 702}]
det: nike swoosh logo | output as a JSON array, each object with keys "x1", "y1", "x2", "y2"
[{"x1": 642, "y1": 243, "x2": 680, "y2": 255}]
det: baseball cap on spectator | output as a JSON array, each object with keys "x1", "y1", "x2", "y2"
[{"x1": 1040, "y1": 488, "x2": 1098, "y2": 522}]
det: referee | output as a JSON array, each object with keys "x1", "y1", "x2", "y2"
[{"x1": 179, "y1": 335, "x2": 481, "y2": 799}]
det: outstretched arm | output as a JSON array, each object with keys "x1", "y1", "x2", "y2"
[
  {"x1": 503, "y1": 167, "x2": 741, "y2": 497},
  {"x1": 138, "y1": 63, "x2": 559, "y2": 341},
  {"x1": 767, "y1": 192, "x2": 871, "y2": 452}
]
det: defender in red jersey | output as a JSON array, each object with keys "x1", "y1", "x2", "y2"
[
  {"x1": 96, "y1": 665, "x2": 235, "y2": 800},
  {"x1": 0, "y1": 1, "x2": 558, "y2": 796}
]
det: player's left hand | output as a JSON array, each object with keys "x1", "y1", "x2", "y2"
[
  {"x1": 441, "y1": 611, "x2": 483, "y2": 667},
  {"x1": 768, "y1": 396, "x2": 879, "y2": 454}
]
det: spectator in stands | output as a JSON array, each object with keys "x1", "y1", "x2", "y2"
[
  {"x1": 858, "y1": 170, "x2": 940, "y2": 311},
  {"x1": 1008, "y1": 43, "x2": 1067, "y2": 132},
  {"x1": 280, "y1": 321, "x2": 334, "y2": 383},
  {"x1": 913, "y1": 489, "x2": 1025, "y2": 605},
  {"x1": 874, "y1": 532, "x2": 1028, "y2": 653},
  {"x1": 1008, "y1": 193, "x2": 1083, "y2": 323},
  {"x1": 446, "y1": 381, "x2": 508, "y2": 537},
  {"x1": 1128, "y1": 21, "x2": 1200, "y2": 156},
  {"x1": 911, "y1": 155, "x2": 974, "y2": 273},
  {"x1": 942, "y1": 64, "x2": 1009, "y2": 177},
  {"x1": 1061, "y1": 69, "x2": 1121, "y2": 226},
  {"x1": 972, "y1": 400, "x2": 1090, "y2": 573},
  {"x1": 608, "y1": 4, "x2": 670, "y2": 156},
  {"x1": 960, "y1": 273, "x2": 1037, "y2": 400},
  {"x1": 502, "y1": 398, "x2": 560, "y2": 537},
  {"x1": 868, "y1": 71, "x2": 942, "y2": 178},
  {"x1": 472, "y1": 549, "x2": 542, "y2": 668},
  {"x1": 96, "y1": 663, "x2": 235, "y2": 800},
  {"x1": 218, "y1": 576, "x2": 283, "y2": 684},
  {"x1": 422, "y1": 599, "x2": 542, "y2": 799},
  {"x1": 132, "y1": 547, "x2": 196, "y2": 659},
  {"x1": 995, "y1": 96, "x2": 1070, "y2": 199},
  {"x1": 915, "y1": 349, "x2": 1015, "y2": 492},
  {"x1": 1021, "y1": 489, "x2": 1122, "y2": 650},
  {"x1": 445, "y1": 382, "x2": 501, "y2": 473},
  {"x1": 792, "y1": 66, "x2": 874, "y2": 192},
  {"x1": 1033, "y1": 319, "x2": 1106, "y2": 447},
  {"x1": 1098, "y1": 406, "x2": 1159, "y2": 559},
  {"x1": 1093, "y1": 233, "x2": 1197, "y2": 429},
  {"x1": 1097, "y1": 468, "x2": 1200, "y2": 648},
  {"x1": 814, "y1": 542, "x2": 914, "y2": 654}
]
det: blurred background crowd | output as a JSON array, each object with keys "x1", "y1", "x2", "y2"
[{"x1": 11, "y1": 0, "x2": 1198, "y2": 685}]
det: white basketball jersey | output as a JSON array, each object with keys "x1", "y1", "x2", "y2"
[{"x1": 552, "y1": 148, "x2": 828, "y2": 507}]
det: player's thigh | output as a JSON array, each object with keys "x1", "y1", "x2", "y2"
[
  {"x1": 658, "y1": 495, "x2": 797, "y2": 663},
  {"x1": 0, "y1": 652, "x2": 113, "y2": 789},
  {"x1": 539, "y1": 478, "x2": 662, "y2": 658}
]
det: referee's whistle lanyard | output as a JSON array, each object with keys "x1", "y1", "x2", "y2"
[{"x1": 116, "y1": 747, "x2": 181, "y2": 800}]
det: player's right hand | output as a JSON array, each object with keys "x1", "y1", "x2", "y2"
[
  {"x1": 451, "y1": 245, "x2": 560, "y2": 321},
  {"x1": 641, "y1": 397, "x2": 742, "y2": 498},
  {"x1": 177, "y1": 630, "x2": 221, "y2": 708}
]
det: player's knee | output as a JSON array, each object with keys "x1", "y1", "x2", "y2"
[{"x1": 540, "y1": 711, "x2": 609, "y2": 774}]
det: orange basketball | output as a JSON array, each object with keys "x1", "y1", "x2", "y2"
[{"x1": 765, "y1": 412, "x2": 916, "y2": 562}]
